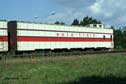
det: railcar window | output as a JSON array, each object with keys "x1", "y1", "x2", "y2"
[
  {"x1": 93, "y1": 34, "x2": 95, "y2": 37},
  {"x1": 87, "y1": 34, "x2": 89, "y2": 37},
  {"x1": 111, "y1": 35, "x2": 112, "y2": 40},
  {"x1": 103, "y1": 35, "x2": 106, "y2": 40},
  {"x1": 99, "y1": 25, "x2": 102, "y2": 28},
  {"x1": 93, "y1": 24, "x2": 97, "y2": 27}
]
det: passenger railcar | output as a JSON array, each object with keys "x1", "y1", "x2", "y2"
[
  {"x1": 0, "y1": 20, "x2": 8, "y2": 52},
  {"x1": 7, "y1": 21, "x2": 114, "y2": 53},
  {"x1": 0, "y1": 20, "x2": 114, "y2": 54}
]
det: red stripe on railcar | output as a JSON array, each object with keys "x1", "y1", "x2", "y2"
[
  {"x1": 0, "y1": 36, "x2": 8, "y2": 42},
  {"x1": 17, "y1": 36, "x2": 112, "y2": 42}
]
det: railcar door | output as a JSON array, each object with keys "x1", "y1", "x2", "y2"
[
  {"x1": 111, "y1": 35, "x2": 114, "y2": 48},
  {"x1": 8, "y1": 21, "x2": 17, "y2": 54}
]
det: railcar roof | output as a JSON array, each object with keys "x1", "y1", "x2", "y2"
[
  {"x1": 9, "y1": 20, "x2": 112, "y2": 30},
  {"x1": 0, "y1": 20, "x2": 7, "y2": 22}
]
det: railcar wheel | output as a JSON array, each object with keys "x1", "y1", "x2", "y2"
[{"x1": 0, "y1": 56, "x2": 2, "y2": 60}]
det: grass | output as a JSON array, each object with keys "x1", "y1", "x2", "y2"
[{"x1": 0, "y1": 53, "x2": 126, "y2": 84}]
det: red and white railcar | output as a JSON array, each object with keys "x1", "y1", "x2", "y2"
[
  {"x1": 8, "y1": 21, "x2": 114, "y2": 53},
  {"x1": 0, "y1": 21, "x2": 8, "y2": 52}
]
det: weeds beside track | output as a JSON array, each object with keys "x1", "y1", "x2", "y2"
[{"x1": 1, "y1": 53, "x2": 126, "y2": 84}]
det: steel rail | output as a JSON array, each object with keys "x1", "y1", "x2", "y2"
[{"x1": 0, "y1": 50, "x2": 126, "y2": 60}]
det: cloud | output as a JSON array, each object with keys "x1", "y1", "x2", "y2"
[
  {"x1": 89, "y1": 0, "x2": 103, "y2": 14},
  {"x1": 51, "y1": 0, "x2": 96, "y2": 8},
  {"x1": 89, "y1": 0, "x2": 126, "y2": 26},
  {"x1": 45, "y1": 0, "x2": 94, "y2": 24},
  {"x1": 46, "y1": 0, "x2": 126, "y2": 27},
  {"x1": 45, "y1": 8, "x2": 84, "y2": 24}
]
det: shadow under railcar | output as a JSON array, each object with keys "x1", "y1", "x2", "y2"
[{"x1": 61, "y1": 76, "x2": 126, "y2": 84}]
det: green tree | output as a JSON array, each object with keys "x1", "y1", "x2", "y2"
[
  {"x1": 80, "y1": 16, "x2": 89, "y2": 26},
  {"x1": 54, "y1": 21, "x2": 60, "y2": 25},
  {"x1": 79, "y1": 16, "x2": 102, "y2": 26},
  {"x1": 54, "y1": 21, "x2": 65, "y2": 25},
  {"x1": 114, "y1": 28, "x2": 123, "y2": 49},
  {"x1": 71, "y1": 19, "x2": 79, "y2": 26},
  {"x1": 110, "y1": 26, "x2": 115, "y2": 29},
  {"x1": 122, "y1": 27, "x2": 126, "y2": 49},
  {"x1": 60, "y1": 22, "x2": 65, "y2": 25}
]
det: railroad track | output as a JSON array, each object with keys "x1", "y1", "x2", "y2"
[{"x1": 0, "y1": 50, "x2": 126, "y2": 60}]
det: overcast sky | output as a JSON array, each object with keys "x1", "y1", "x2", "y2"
[{"x1": 0, "y1": 0, "x2": 126, "y2": 27}]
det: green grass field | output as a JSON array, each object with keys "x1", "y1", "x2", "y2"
[{"x1": 0, "y1": 53, "x2": 126, "y2": 84}]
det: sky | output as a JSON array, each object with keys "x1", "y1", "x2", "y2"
[{"x1": 0, "y1": 0, "x2": 126, "y2": 27}]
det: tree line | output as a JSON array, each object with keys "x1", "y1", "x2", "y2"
[
  {"x1": 71, "y1": 16, "x2": 101, "y2": 26},
  {"x1": 54, "y1": 16, "x2": 126, "y2": 50},
  {"x1": 54, "y1": 16, "x2": 101, "y2": 26},
  {"x1": 112, "y1": 26, "x2": 126, "y2": 49}
]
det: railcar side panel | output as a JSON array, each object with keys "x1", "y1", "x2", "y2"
[
  {"x1": 16, "y1": 42, "x2": 112, "y2": 51},
  {"x1": 0, "y1": 21, "x2": 8, "y2": 52},
  {"x1": 15, "y1": 22, "x2": 113, "y2": 51}
]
